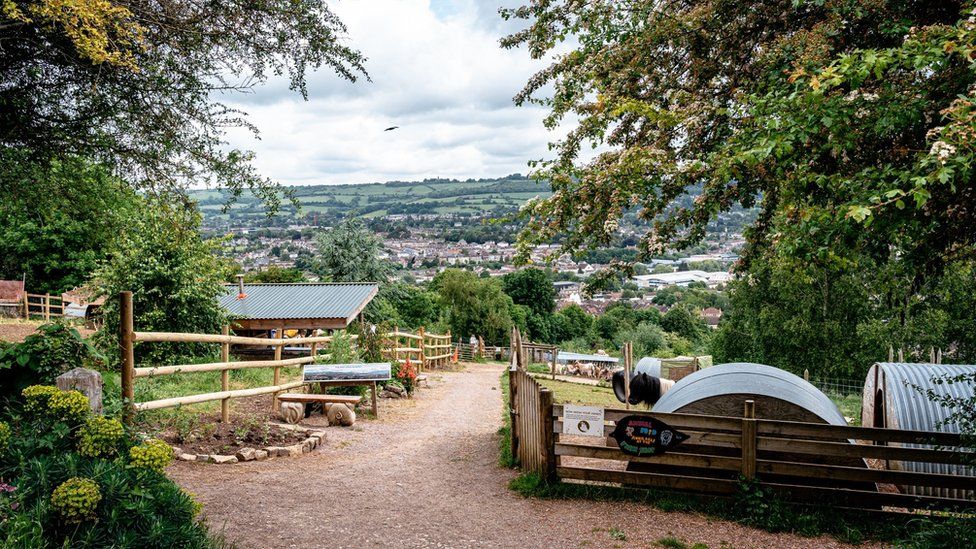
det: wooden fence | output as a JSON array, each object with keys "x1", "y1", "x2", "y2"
[
  {"x1": 118, "y1": 292, "x2": 456, "y2": 422},
  {"x1": 23, "y1": 293, "x2": 63, "y2": 320},
  {"x1": 507, "y1": 333, "x2": 976, "y2": 512},
  {"x1": 384, "y1": 327, "x2": 453, "y2": 370}
]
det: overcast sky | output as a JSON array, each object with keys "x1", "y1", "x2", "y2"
[{"x1": 221, "y1": 0, "x2": 570, "y2": 186}]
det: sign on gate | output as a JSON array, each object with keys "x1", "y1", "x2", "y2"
[
  {"x1": 562, "y1": 405, "x2": 605, "y2": 437},
  {"x1": 612, "y1": 415, "x2": 689, "y2": 456}
]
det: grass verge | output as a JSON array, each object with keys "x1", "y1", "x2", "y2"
[{"x1": 498, "y1": 369, "x2": 516, "y2": 468}]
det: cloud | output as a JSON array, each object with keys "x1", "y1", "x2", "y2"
[{"x1": 220, "y1": 0, "x2": 573, "y2": 186}]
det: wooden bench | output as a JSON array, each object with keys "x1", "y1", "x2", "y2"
[{"x1": 278, "y1": 393, "x2": 362, "y2": 406}]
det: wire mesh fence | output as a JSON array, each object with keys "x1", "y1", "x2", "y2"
[{"x1": 808, "y1": 377, "x2": 864, "y2": 397}]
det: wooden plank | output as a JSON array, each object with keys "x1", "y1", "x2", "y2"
[
  {"x1": 758, "y1": 459, "x2": 976, "y2": 490},
  {"x1": 278, "y1": 394, "x2": 362, "y2": 404},
  {"x1": 135, "y1": 381, "x2": 305, "y2": 411},
  {"x1": 553, "y1": 406, "x2": 743, "y2": 432},
  {"x1": 741, "y1": 400, "x2": 757, "y2": 478},
  {"x1": 558, "y1": 466, "x2": 739, "y2": 495},
  {"x1": 555, "y1": 443, "x2": 742, "y2": 471},
  {"x1": 757, "y1": 419, "x2": 968, "y2": 447},
  {"x1": 134, "y1": 355, "x2": 315, "y2": 377},
  {"x1": 758, "y1": 436, "x2": 972, "y2": 465},
  {"x1": 133, "y1": 331, "x2": 353, "y2": 346},
  {"x1": 761, "y1": 480, "x2": 976, "y2": 511}
]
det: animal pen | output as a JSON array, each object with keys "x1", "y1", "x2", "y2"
[
  {"x1": 507, "y1": 329, "x2": 976, "y2": 513},
  {"x1": 117, "y1": 292, "x2": 455, "y2": 423}
]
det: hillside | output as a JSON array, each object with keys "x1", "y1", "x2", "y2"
[{"x1": 194, "y1": 175, "x2": 551, "y2": 228}]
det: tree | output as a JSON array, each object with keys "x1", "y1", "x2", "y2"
[
  {"x1": 1, "y1": 0, "x2": 366, "y2": 204},
  {"x1": 661, "y1": 306, "x2": 705, "y2": 344},
  {"x1": 0, "y1": 155, "x2": 139, "y2": 293},
  {"x1": 502, "y1": 268, "x2": 556, "y2": 316},
  {"x1": 313, "y1": 219, "x2": 392, "y2": 283},
  {"x1": 553, "y1": 304, "x2": 592, "y2": 342},
  {"x1": 243, "y1": 266, "x2": 306, "y2": 284},
  {"x1": 505, "y1": 1, "x2": 976, "y2": 375},
  {"x1": 617, "y1": 323, "x2": 666, "y2": 359},
  {"x1": 431, "y1": 269, "x2": 514, "y2": 345},
  {"x1": 94, "y1": 201, "x2": 228, "y2": 364},
  {"x1": 373, "y1": 282, "x2": 441, "y2": 330}
]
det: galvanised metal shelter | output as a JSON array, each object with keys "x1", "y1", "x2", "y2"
[
  {"x1": 653, "y1": 362, "x2": 847, "y2": 425},
  {"x1": 862, "y1": 362, "x2": 976, "y2": 498}
]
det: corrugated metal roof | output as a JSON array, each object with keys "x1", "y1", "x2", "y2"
[
  {"x1": 873, "y1": 362, "x2": 976, "y2": 496},
  {"x1": 549, "y1": 351, "x2": 619, "y2": 364},
  {"x1": 653, "y1": 363, "x2": 847, "y2": 425},
  {"x1": 218, "y1": 283, "x2": 378, "y2": 321}
]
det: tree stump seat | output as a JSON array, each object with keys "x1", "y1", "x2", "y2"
[{"x1": 278, "y1": 394, "x2": 362, "y2": 425}]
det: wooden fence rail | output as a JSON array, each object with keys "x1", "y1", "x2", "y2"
[
  {"x1": 23, "y1": 293, "x2": 64, "y2": 320},
  {"x1": 383, "y1": 327, "x2": 454, "y2": 370},
  {"x1": 506, "y1": 330, "x2": 976, "y2": 513}
]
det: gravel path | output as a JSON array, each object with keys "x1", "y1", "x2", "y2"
[{"x1": 169, "y1": 362, "x2": 862, "y2": 548}]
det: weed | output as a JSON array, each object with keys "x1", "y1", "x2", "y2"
[
  {"x1": 608, "y1": 527, "x2": 626, "y2": 541},
  {"x1": 657, "y1": 536, "x2": 686, "y2": 549}
]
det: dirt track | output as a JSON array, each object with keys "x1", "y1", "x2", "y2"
[{"x1": 170, "y1": 363, "x2": 860, "y2": 548}]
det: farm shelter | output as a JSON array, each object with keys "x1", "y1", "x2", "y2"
[
  {"x1": 0, "y1": 280, "x2": 24, "y2": 318},
  {"x1": 653, "y1": 362, "x2": 847, "y2": 425},
  {"x1": 862, "y1": 362, "x2": 976, "y2": 498},
  {"x1": 218, "y1": 282, "x2": 378, "y2": 336},
  {"x1": 61, "y1": 285, "x2": 106, "y2": 322}
]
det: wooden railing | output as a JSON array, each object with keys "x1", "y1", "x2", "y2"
[
  {"x1": 507, "y1": 327, "x2": 557, "y2": 476},
  {"x1": 384, "y1": 327, "x2": 453, "y2": 371},
  {"x1": 118, "y1": 292, "x2": 356, "y2": 423},
  {"x1": 24, "y1": 293, "x2": 64, "y2": 320}
]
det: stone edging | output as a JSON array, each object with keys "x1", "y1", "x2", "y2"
[{"x1": 172, "y1": 423, "x2": 326, "y2": 464}]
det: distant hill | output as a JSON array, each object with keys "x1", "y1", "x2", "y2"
[{"x1": 194, "y1": 174, "x2": 551, "y2": 228}]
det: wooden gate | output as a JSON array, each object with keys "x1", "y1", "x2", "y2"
[{"x1": 507, "y1": 328, "x2": 557, "y2": 478}]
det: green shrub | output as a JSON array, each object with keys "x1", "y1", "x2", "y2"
[
  {"x1": 0, "y1": 322, "x2": 105, "y2": 399},
  {"x1": 129, "y1": 439, "x2": 173, "y2": 473},
  {"x1": 0, "y1": 386, "x2": 220, "y2": 547},
  {"x1": 50, "y1": 477, "x2": 101, "y2": 524},
  {"x1": 22, "y1": 385, "x2": 60, "y2": 413},
  {"x1": 47, "y1": 390, "x2": 90, "y2": 424},
  {"x1": 0, "y1": 421, "x2": 9, "y2": 455},
  {"x1": 77, "y1": 417, "x2": 125, "y2": 458}
]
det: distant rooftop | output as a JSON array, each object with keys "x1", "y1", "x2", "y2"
[{"x1": 219, "y1": 283, "x2": 378, "y2": 322}]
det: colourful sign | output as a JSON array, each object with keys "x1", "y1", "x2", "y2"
[{"x1": 611, "y1": 415, "x2": 689, "y2": 457}]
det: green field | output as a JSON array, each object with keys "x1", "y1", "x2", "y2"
[{"x1": 194, "y1": 175, "x2": 552, "y2": 227}]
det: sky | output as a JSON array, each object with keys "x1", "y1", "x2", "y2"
[{"x1": 221, "y1": 0, "x2": 570, "y2": 186}]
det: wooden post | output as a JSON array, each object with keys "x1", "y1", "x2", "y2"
[
  {"x1": 272, "y1": 323, "x2": 284, "y2": 411},
  {"x1": 888, "y1": 346, "x2": 894, "y2": 362},
  {"x1": 418, "y1": 326, "x2": 426, "y2": 372},
  {"x1": 540, "y1": 387, "x2": 556, "y2": 483},
  {"x1": 220, "y1": 325, "x2": 230, "y2": 422},
  {"x1": 898, "y1": 348, "x2": 904, "y2": 362},
  {"x1": 119, "y1": 291, "x2": 135, "y2": 423},
  {"x1": 393, "y1": 326, "x2": 399, "y2": 365},
  {"x1": 445, "y1": 330, "x2": 451, "y2": 367},
  {"x1": 624, "y1": 342, "x2": 631, "y2": 410},
  {"x1": 741, "y1": 399, "x2": 757, "y2": 479},
  {"x1": 551, "y1": 347, "x2": 558, "y2": 380},
  {"x1": 44, "y1": 294, "x2": 50, "y2": 321},
  {"x1": 478, "y1": 336, "x2": 484, "y2": 358},
  {"x1": 803, "y1": 368, "x2": 809, "y2": 382},
  {"x1": 371, "y1": 380, "x2": 378, "y2": 416},
  {"x1": 22, "y1": 292, "x2": 28, "y2": 318}
]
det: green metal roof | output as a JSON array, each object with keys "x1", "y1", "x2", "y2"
[{"x1": 219, "y1": 283, "x2": 378, "y2": 321}]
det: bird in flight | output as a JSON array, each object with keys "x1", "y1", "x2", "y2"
[{"x1": 384, "y1": 126, "x2": 399, "y2": 131}]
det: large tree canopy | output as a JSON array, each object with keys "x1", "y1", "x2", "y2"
[
  {"x1": 1, "y1": 0, "x2": 366, "y2": 205},
  {"x1": 505, "y1": 1, "x2": 975, "y2": 280}
]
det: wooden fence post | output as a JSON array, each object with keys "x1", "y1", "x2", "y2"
[
  {"x1": 741, "y1": 399, "x2": 757, "y2": 479},
  {"x1": 44, "y1": 294, "x2": 50, "y2": 321},
  {"x1": 624, "y1": 342, "x2": 631, "y2": 410},
  {"x1": 220, "y1": 325, "x2": 230, "y2": 422},
  {"x1": 445, "y1": 330, "x2": 451, "y2": 366},
  {"x1": 540, "y1": 387, "x2": 556, "y2": 482},
  {"x1": 392, "y1": 326, "x2": 399, "y2": 365},
  {"x1": 551, "y1": 346, "x2": 558, "y2": 380},
  {"x1": 119, "y1": 291, "x2": 135, "y2": 424},
  {"x1": 418, "y1": 326, "x2": 426, "y2": 371},
  {"x1": 271, "y1": 323, "x2": 283, "y2": 412}
]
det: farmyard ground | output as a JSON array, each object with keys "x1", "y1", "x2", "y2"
[{"x1": 169, "y1": 362, "x2": 868, "y2": 549}]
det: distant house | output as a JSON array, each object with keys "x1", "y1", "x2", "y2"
[
  {"x1": 633, "y1": 270, "x2": 732, "y2": 289},
  {"x1": 701, "y1": 307, "x2": 723, "y2": 328},
  {"x1": 219, "y1": 282, "x2": 378, "y2": 336}
]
